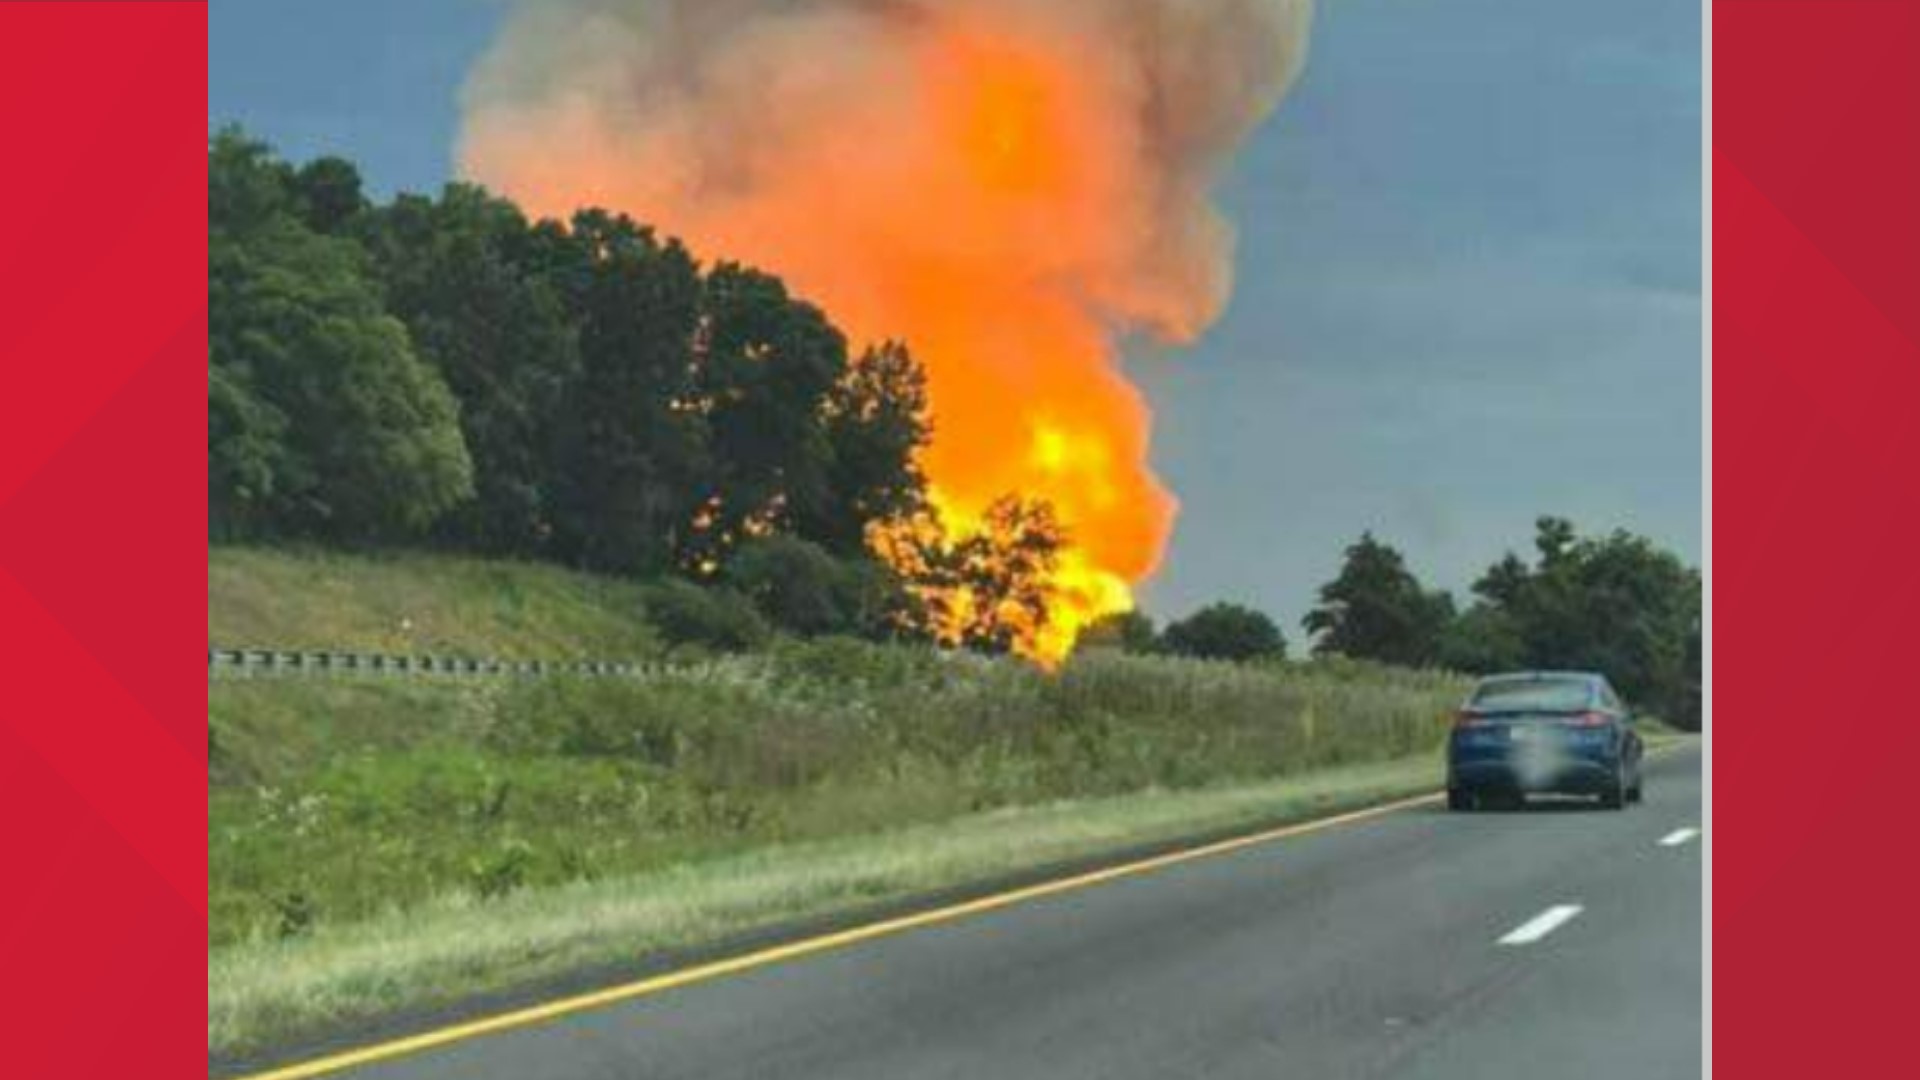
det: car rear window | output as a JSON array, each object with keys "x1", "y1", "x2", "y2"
[{"x1": 1469, "y1": 678, "x2": 1593, "y2": 713}]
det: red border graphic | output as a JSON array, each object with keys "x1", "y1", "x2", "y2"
[
  {"x1": 0, "y1": 3, "x2": 208, "y2": 1078},
  {"x1": 1714, "y1": 1, "x2": 1920, "y2": 1076}
]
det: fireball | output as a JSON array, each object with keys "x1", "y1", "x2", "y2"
[{"x1": 460, "y1": 0, "x2": 1314, "y2": 662}]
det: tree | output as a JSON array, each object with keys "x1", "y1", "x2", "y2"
[
  {"x1": 205, "y1": 131, "x2": 945, "y2": 608},
  {"x1": 209, "y1": 130, "x2": 472, "y2": 540},
  {"x1": 210, "y1": 219, "x2": 474, "y2": 538},
  {"x1": 361, "y1": 185, "x2": 580, "y2": 555},
  {"x1": 684, "y1": 264, "x2": 848, "y2": 570},
  {"x1": 207, "y1": 357, "x2": 287, "y2": 539},
  {"x1": 948, "y1": 498, "x2": 1065, "y2": 656},
  {"x1": 1436, "y1": 603, "x2": 1525, "y2": 674},
  {"x1": 1535, "y1": 516, "x2": 1579, "y2": 567},
  {"x1": 1302, "y1": 532, "x2": 1453, "y2": 666},
  {"x1": 1677, "y1": 618, "x2": 1702, "y2": 731},
  {"x1": 1459, "y1": 518, "x2": 1701, "y2": 727},
  {"x1": 291, "y1": 156, "x2": 367, "y2": 235},
  {"x1": 878, "y1": 497, "x2": 1065, "y2": 656},
  {"x1": 1473, "y1": 551, "x2": 1532, "y2": 608},
  {"x1": 545, "y1": 210, "x2": 708, "y2": 576},
  {"x1": 807, "y1": 341, "x2": 931, "y2": 556},
  {"x1": 209, "y1": 126, "x2": 293, "y2": 234},
  {"x1": 1162, "y1": 603, "x2": 1286, "y2": 662}
]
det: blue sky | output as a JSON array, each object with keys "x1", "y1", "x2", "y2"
[{"x1": 211, "y1": 0, "x2": 1702, "y2": 637}]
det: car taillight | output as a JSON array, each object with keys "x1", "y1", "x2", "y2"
[
  {"x1": 1455, "y1": 709, "x2": 1488, "y2": 728},
  {"x1": 1571, "y1": 711, "x2": 1610, "y2": 727}
]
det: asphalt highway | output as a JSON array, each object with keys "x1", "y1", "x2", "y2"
[{"x1": 281, "y1": 745, "x2": 1704, "y2": 1080}]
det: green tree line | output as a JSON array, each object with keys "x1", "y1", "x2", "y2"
[
  {"x1": 212, "y1": 130, "x2": 927, "y2": 569},
  {"x1": 1089, "y1": 520, "x2": 1701, "y2": 730},
  {"x1": 211, "y1": 130, "x2": 1080, "y2": 646}
]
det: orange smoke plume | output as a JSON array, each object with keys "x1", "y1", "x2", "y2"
[{"x1": 459, "y1": 0, "x2": 1314, "y2": 663}]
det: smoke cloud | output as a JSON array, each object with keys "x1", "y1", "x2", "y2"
[{"x1": 460, "y1": 0, "x2": 1314, "y2": 659}]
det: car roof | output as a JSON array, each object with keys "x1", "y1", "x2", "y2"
[{"x1": 1473, "y1": 671, "x2": 1607, "y2": 686}]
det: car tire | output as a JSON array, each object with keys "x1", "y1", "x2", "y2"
[
  {"x1": 1628, "y1": 774, "x2": 1645, "y2": 804},
  {"x1": 1447, "y1": 787, "x2": 1472, "y2": 813},
  {"x1": 1600, "y1": 768, "x2": 1626, "y2": 810}
]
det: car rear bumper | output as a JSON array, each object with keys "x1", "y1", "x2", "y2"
[{"x1": 1449, "y1": 756, "x2": 1619, "y2": 795}]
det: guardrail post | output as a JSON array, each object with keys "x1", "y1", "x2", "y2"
[{"x1": 209, "y1": 646, "x2": 657, "y2": 684}]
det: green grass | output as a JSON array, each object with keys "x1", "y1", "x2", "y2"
[
  {"x1": 205, "y1": 547, "x2": 1530, "y2": 1056},
  {"x1": 209, "y1": 546, "x2": 661, "y2": 659},
  {"x1": 209, "y1": 631, "x2": 1476, "y2": 1054},
  {"x1": 209, "y1": 754, "x2": 1451, "y2": 1056},
  {"x1": 210, "y1": 643, "x2": 1471, "y2": 944}
]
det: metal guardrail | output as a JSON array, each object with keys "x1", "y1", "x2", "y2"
[{"x1": 208, "y1": 646, "x2": 660, "y2": 680}]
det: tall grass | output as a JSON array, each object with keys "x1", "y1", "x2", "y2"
[
  {"x1": 211, "y1": 643, "x2": 1467, "y2": 952},
  {"x1": 210, "y1": 756, "x2": 1449, "y2": 1056},
  {"x1": 207, "y1": 548, "x2": 1704, "y2": 1055}
]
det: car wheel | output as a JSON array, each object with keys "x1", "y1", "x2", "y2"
[
  {"x1": 1600, "y1": 769, "x2": 1626, "y2": 810},
  {"x1": 1447, "y1": 787, "x2": 1472, "y2": 812},
  {"x1": 1628, "y1": 773, "x2": 1645, "y2": 804}
]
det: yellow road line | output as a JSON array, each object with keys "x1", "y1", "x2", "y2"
[{"x1": 229, "y1": 789, "x2": 1446, "y2": 1080}]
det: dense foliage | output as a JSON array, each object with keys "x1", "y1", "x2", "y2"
[
  {"x1": 1300, "y1": 521, "x2": 1702, "y2": 729},
  {"x1": 1160, "y1": 603, "x2": 1288, "y2": 662},
  {"x1": 1303, "y1": 532, "x2": 1455, "y2": 667},
  {"x1": 211, "y1": 130, "x2": 928, "y2": 569},
  {"x1": 205, "y1": 130, "x2": 1044, "y2": 641},
  {"x1": 1445, "y1": 518, "x2": 1701, "y2": 727},
  {"x1": 210, "y1": 137, "x2": 474, "y2": 539}
]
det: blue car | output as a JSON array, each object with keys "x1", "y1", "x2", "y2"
[{"x1": 1447, "y1": 672, "x2": 1644, "y2": 811}]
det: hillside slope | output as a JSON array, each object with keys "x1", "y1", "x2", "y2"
[{"x1": 209, "y1": 546, "x2": 661, "y2": 659}]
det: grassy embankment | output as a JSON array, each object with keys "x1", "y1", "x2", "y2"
[
  {"x1": 210, "y1": 546, "x2": 663, "y2": 660},
  {"x1": 209, "y1": 547, "x2": 1665, "y2": 1055}
]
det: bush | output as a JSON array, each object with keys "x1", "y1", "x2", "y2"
[
  {"x1": 490, "y1": 677, "x2": 693, "y2": 766},
  {"x1": 725, "y1": 537, "x2": 894, "y2": 638},
  {"x1": 1078, "y1": 611, "x2": 1158, "y2": 654},
  {"x1": 765, "y1": 635, "x2": 942, "y2": 691},
  {"x1": 644, "y1": 580, "x2": 771, "y2": 653},
  {"x1": 1161, "y1": 603, "x2": 1287, "y2": 663}
]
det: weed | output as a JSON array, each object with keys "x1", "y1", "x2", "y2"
[{"x1": 470, "y1": 840, "x2": 535, "y2": 902}]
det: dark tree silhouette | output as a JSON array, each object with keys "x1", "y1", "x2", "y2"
[{"x1": 1163, "y1": 603, "x2": 1286, "y2": 662}]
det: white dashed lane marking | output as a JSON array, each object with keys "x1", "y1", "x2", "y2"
[{"x1": 1498, "y1": 904, "x2": 1585, "y2": 946}]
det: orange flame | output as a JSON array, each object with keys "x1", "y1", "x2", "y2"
[{"x1": 460, "y1": 0, "x2": 1312, "y2": 662}]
